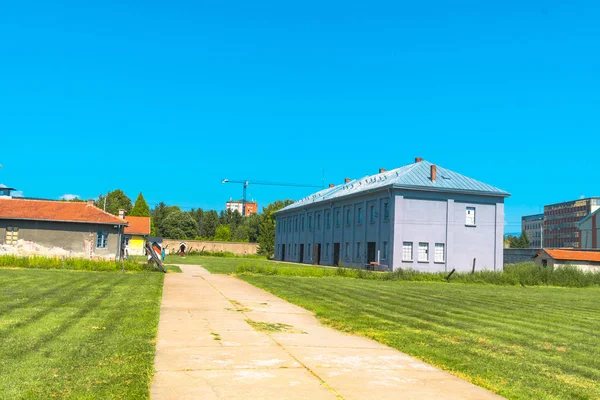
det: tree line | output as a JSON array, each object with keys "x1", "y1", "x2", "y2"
[{"x1": 91, "y1": 190, "x2": 292, "y2": 257}]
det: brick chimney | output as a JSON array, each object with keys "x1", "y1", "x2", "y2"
[
  {"x1": 431, "y1": 165, "x2": 437, "y2": 182},
  {"x1": 329, "y1": 183, "x2": 335, "y2": 188},
  {"x1": 344, "y1": 178, "x2": 351, "y2": 183},
  {"x1": 415, "y1": 157, "x2": 423, "y2": 163},
  {"x1": 379, "y1": 168, "x2": 386, "y2": 173},
  {"x1": 119, "y1": 209, "x2": 125, "y2": 219},
  {"x1": 87, "y1": 199, "x2": 94, "y2": 206}
]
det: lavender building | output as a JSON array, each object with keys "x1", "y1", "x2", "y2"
[{"x1": 274, "y1": 158, "x2": 509, "y2": 272}]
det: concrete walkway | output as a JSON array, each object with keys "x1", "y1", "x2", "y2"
[{"x1": 151, "y1": 265, "x2": 503, "y2": 400}]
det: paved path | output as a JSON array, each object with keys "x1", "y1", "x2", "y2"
[{"x1": 151, "y1": 265, "x2": 503, "y2": 400}]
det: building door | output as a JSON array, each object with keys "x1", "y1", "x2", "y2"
[
  {"x1": 367, "y1": 242, "x2": 376, "y2": 263},
  {"x1": 299, "y1": 244, "x2": 304, "y2": 263},
  {"x1": 333, "y1": 243, "x2": 340, "y2": 266},
  {"x1": 281, "y1": 244, "x2": 286, "y2": 261},
  {"x1": 313, "y1": 243, "x2": 321, "y2": 265}
]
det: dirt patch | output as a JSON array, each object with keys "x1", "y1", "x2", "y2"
[{"x1": 246, "y1": 320, "x2": 306, "y2": 334}]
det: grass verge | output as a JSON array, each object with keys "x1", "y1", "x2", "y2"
[
  {"x1": 164, "y1": 255, "x2": 310, "y2": 274},
  {"x1": 0, "y1": 269, "x2": 164, "y2": 399},
  {"x1": 237, "y1": 262, "x2": 600, "y2": 288},
  {"x1": 0, "y1": 254, "x2": 159, "y2": 272},
  {"x1": 239, "y1": 275, "x2": 600, "y2": 399}
]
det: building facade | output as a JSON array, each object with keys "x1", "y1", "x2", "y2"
[
  {"x1": 226, "y1": 199, "x2": 258, "y2": 215},
  {"x1": 578, "y1": 209, "x2": 600, "y2": 249},
  {"x1": 124, "y1": 216, "x2": 151, "y2": 256},
  {"x1": 535, "y1": 249, "x2": 600, "y2": 272},
  {"x1": 0, "y1": 198, "x2": 127, "y2": 259},
  {"x1": 521, "y1": 213, "x2": 544, "y2": 248},
  {"x1": 274, "y1": 159, "x2": 509, "y2": 272},
  {"x1": 543, "y1": 198, "x2": 600, "y2": 248}
]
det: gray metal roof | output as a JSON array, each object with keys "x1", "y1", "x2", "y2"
[{"x1": 279, "y1": 160, "x2": 510, "y2": 213}]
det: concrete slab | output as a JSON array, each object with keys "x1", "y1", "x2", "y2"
[{"x1": 151, "y1": 264, "x2": 503, "y2": 400}]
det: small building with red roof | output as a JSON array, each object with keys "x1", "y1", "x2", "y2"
[
  {"x1": 535, "y1": 249, "x2": 600, "y2": 272},
  {"x1": 123, "y1": 216, "x2": 151, "y2": 256},
  {"x1": 0, "y1": 197, "x2": 128, "y2": 259}
]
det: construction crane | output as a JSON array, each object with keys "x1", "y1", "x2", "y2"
[{"x1": 221, "y1": 179, "x2": 322, "y2": 216}]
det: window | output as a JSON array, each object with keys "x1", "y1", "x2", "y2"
[
  {"x1": 295, "y1": 216, "x2": 298, "y2": 232},
  {"x1": 96, "y1": 232, "x2": 108, "y2": 248},
  {"x1": 357, "y1": 208, "x2": 363, "y2": 224},
  {"x1": 294, "y1": 244, "x2": 297, "y2": 256},
  {"x1": 301, "y1": 216, "x2": 305, "y2": 231},
  {"x1": 383, "y1": 202, "x2": 390, "y2": 221},
  {"x1": 356, "y1": 242, "x2": 361, "y2": 259},
  {"x1": 326, "y1": 211, "x2": 331, "y2": 228},
  {"x1": 308, "y1": 215, "x2": 313, "y2": 230},
  {"x1": 336, "y1": 210, "x2": 340, "y2": 227},
  {"x1": 402, "y1": 242, "x2": 413, "y2": 261},
  {"x1": 5, "y1": 227, "x2": 18, "y2": 245},
  {"x1": 434, "y1": 243, "x2": 445, "y2": 263},
  {"x1": 345, "y1": 242, "x2": 350, "y2": 258},
  {"x1": 316, "y1": 213, "x2": 321, "y2": 229},
  {"x1": 382, "y1": 241, "x2": 389, "y2": 260},
  {"x1": 326, "y1": 242, "x2": 330, "y2": 257},
  {"x1": 308, "y1": 243, "x2": 312, "y2": 258},
  {"x1": 346, "y1": 209, "x2": 351, "y2": 225},
  {"x1": 466, "y1": 207, "x2": 476, "y2": 226},
  {"x1": 418, "y1": 242, "x2": 429, "y2": 262},
  {"x1": 370, "y1": 206, "x2": 376, "y2": 223}
]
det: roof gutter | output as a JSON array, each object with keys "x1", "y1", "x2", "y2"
[{"x1": 0, "y1": 217, "x2": 128, "y2": 226}]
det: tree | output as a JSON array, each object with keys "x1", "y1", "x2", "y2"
[
  {"x1": 244, "y1": 213, "x2": 261, "y2": 243},
  {"x1": 151, "y1": 202, "x2": 181, "y2": 237},
  {"x1": 519, "y1": 231, "x2": 530, "y2": 248},
  {"x1": 95, "y1": 190, "x2": 132, "y2": 216},
  {"x1": 219, "y1": 209, "x2": 243, "y2": 233},
  {"x1": 508, "y1": 233, "x2": 530, "y2": 249},
  {"x1": 201, "y1": 210, "x2": 219, "y2": 239},
  {"x1": 257, "y1": 200, "x2": 293, "y2": 258},
  {"x1": 160, "y1": 210, "x2": 198, "y2": 239},
  {"x1": 130, "y1": 192, "x2": 150, "y2": 217},
  {"x1": 214, "y1": 225, "x2": 232, "y2": 241},
  {"x1": 232, "y1": 224, "x2": 250, "y2": 242}
]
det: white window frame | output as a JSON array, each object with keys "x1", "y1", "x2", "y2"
[
  {"x1": 434, "y1": 243, "x2": 445, "y2": 263},
  {"x1": 466, "y1": 207, "x2": 476, "y2": 226},
  {"x1": 418, "y1": 242, "x2": 429, "y2": 262},
  {"x1": 402, "y1": 242, "x2": 413, "y2": 261},
  {"x1": 96, "y1": 231, "x2": 108, "y2": 249},
  {"x1": 5, "y1": 226, "x2": 19, "y2": 245}
]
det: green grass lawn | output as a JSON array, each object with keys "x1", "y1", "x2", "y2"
[
  {"x1": 0, "y1": 269, "x2": 164, "y2": 399},
  {"x1": 164, "y1": 254, "x2": 318, "y2": 274},
  {"x1": 240, "y1": 275, "x2": 600, "y2": 400}
]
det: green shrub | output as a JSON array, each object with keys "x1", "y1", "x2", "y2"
[
  {"x1": 235, "y1": 260, "x2": 600, "y2": 288},
  {"x1": 0, "y1": 255, "x2": 159, "y2": 272}
]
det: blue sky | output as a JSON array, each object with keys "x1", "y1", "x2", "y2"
[{"x1": 1, "y1": 0, "x2": 598, "y2": 233}]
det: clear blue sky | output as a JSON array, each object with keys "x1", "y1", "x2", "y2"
[{"x1": 1, "y1": 0, "x2": 598, "y2": 233}]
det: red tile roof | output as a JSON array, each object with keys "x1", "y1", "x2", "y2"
[
  {"x1": 544, "y1": 249, "x2": 600, "y2": 262},
  {"x1": 124, "y1": 216, "x2": 151, "y2": 235},
  {"x1": 0, "y1": 198, "x2": 127, "y2": 225}
]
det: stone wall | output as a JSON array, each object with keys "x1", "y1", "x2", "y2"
[
  {"x1": 504, "y1": 248, "x2": 539, "y2": 264},
  {"x1": 162, "y1": 239, "x2": 258, "y2": 255}
]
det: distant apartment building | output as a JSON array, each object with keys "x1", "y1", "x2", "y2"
[
  {"x1": 521, "y1": 213, "x2": 543, "y2": 248},
  {"x1": 543, "y1": 198, "x2": 600, "y2": 248},
  {"x1": 226, "y1": 199, "x2": 258, "y2": 216}
]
